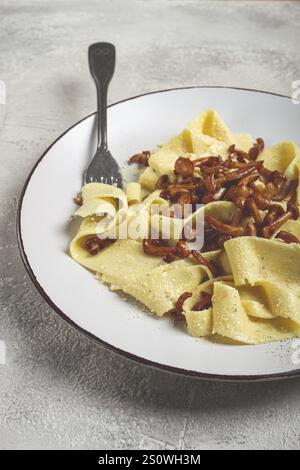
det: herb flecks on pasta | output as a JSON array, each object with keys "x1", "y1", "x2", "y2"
[{"x1": 70, "y1": 109, "x2": 300, "y2": 344}]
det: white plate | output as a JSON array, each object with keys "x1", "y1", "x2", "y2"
[{"x1": 17, "y1": 87, "x2": 300, "y2": 381}]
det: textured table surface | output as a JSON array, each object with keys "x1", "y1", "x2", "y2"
[{"x1": 1, "y1": 0, "x2": 300, "y2": 450}]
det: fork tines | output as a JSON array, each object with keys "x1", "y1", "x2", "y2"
[{"x1": 99, "y1": 176, "x2": 119, "y2": 186}]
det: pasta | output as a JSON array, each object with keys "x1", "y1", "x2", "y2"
[{"x1": 70, "y1": 109, "x2": 300, "y2": 345}]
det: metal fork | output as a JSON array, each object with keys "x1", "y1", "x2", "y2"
[{"x1": 84, "y1": 42, "x2": 123, "y2": 188}]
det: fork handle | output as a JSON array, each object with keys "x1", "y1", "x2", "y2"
[{"x1": 88, "y1": 43, "x2": 116, "y2": 151}]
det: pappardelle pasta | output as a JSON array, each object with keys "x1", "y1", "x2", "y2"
[{"x1": 70, "y1": 109, "x2": 300, "y2": 345}]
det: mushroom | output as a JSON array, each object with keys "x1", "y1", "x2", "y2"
[
  {"x1": 283, "y1": 180, "x2": 298, "y2": 204},
  {"x1": 84, "y1": 237, "x2": 115, "y2": 255},
  {"x1": 155, "y1": 174, "x2": 170, "y2": 190},
  {"x1": 128, "y1": 150, "x2": 150, "y2": 166},
  {"x1": 143, "y1": 239, "x2": 174, "y2": 257},
  {"x1": 205, "y1": 215, "x2": 244, "y2": 237},
  {"x1": 246, "y1": 198, "x2": 263, "y2": 225},
  {"x1": 192, "y1": 292, "x2": 212, "y2": 311},
  {"x1": 191, "y1": 250, "x2": 218, "y2": 275},
  {"x1": 275, "y1": 231, "x2": 300, "y2": 244},
  {"x1": 262, "y1": 205, "x2": 299, "y2": 238},
  {"x1": 174, "y1": 157, "x2": 194, "y2": 179}
]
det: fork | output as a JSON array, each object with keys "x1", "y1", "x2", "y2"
[{"x1": 84, "y1": 42, "x2": 123, "y2": 188}]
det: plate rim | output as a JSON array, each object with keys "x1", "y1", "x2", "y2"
[{"x1": 16, "y1": 85, "x2": 300, "y2": 382}]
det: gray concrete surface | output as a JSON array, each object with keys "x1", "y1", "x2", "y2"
[{"x1": 0, "y1": 0, "x2": 300, "y2": 450}]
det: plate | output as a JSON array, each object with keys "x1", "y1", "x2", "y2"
[{"x1": 17, "y1": 86, "x2": 300, "y2": 381}]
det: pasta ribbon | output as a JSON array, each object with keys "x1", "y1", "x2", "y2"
[{"x1": 69, "y1": 110, "x2": 300, "y2": 345}]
